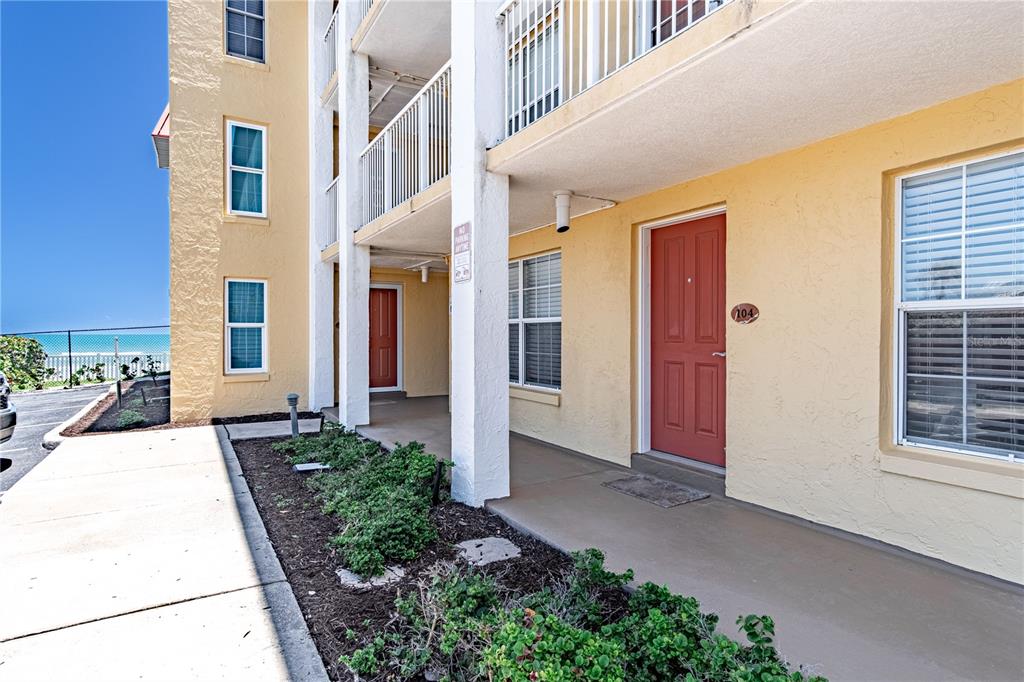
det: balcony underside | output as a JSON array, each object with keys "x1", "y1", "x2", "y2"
[
  {"x1": 354, "y1": 177, "x2": 452, "y2": 253},
  {"x1": 354, "y1": 0, "x2": 450, "y2": 79},
  {"x1": 488, "y1": 0, "x2": 1024, "y2": 233},
  {"x1": 350, "y1": 176, "x2": 617, "y2": 255}
]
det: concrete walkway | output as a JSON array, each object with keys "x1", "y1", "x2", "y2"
[
  {"x1": 223, "y1": 418, "x2": 322, "y2": 440},
  {"x1": 358, "y1": 396, "x2": 1024, "y2": 681},
  {"x1": 0, "y1": 426, "x2": 326, "y2": 681}
]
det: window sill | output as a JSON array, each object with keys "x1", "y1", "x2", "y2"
[
  {"x1": 880, "y1": 444, "x2": 1023, "y2": 499},
  {"x1": 223, "y1": 372, "x2": 270, "y2": 383},
  {"x1": 224, "y1": 55, "x2": 269, "y2": 72},
  {"x1": 223, "y1": 214, "x2": 269, "y2": 226},
  {"x1": 510, "y1": 386, "x2": 560, "y2": 406}
]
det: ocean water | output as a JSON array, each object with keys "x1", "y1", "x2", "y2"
[{"x1": 23, "y1": 332, "x2": 171, "y2": 358}]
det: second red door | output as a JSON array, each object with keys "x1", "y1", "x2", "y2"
[
  {"x1": 369, "y1": 287, "x2": 399, "y2": 389},
  {"x1": 650, "y1": 214, "x2": 726, "y2": 466}
]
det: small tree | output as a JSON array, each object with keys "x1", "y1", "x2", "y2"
[
  {"x1": 0, "y1": 336, "x2": 55, "y2": 390},
  {"x1": 120, "y1": 357, "x2": 140, "y2": 381},
  {"x1": 145, "y1": 355, "x2": 161, "y2": 385},
  {"x1": 79, "y1": 362, "x2": 105, "y2": 383}
]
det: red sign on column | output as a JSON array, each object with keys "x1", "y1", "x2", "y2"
[{"x1": 453, "y1": 222, "x2": 472, "y2": 283}]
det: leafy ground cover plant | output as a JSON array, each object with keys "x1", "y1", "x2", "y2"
[
  {"x1": 116, "y1": 409, "x2": 146, "y2": 429},
  {"x1": 343, "y1": 550, "x2": 826, "y2": 682},
  {"x1": 273, "y1": 425, "x2": 451, "y2": 577}
]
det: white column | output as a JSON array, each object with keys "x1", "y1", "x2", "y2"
[
  {"x1": 307, "y1": 0, "x2": 334, "y2": 411},
  {"x1": 336, "y1": 0, "x2": 370, "y2": 427},
  {"x1": 449, "y1": 0, "x2": 510, "y2": 506}
]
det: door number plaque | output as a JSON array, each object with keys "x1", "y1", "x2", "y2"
[{"x1": 730, "y1": 303, "x2": 759, "y2": 324}]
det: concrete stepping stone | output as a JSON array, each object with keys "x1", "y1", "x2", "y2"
[
  {"x1": 456, "y1": 537, "x2": 521, "y2": 566},
  {"x1": 335, "y1": 565, "x2": 404, "y2": 589},
  {"x1": 291, "y1": 462, "x2": 331, "y2": 473}
]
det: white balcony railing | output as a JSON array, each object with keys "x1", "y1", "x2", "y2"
[
  {"x1": 324, "y1": 176, "x2": 339, "y2": 247},
  {"x1": 323, "y1": 7, "x2": 338, "y2": 92},
  {"x1": 359, "y1": 61, "x2": 451, "y2": 227},
  {"x1": 358, "y1": 0, "x2": 376, "y2": 25},
  {"x1": 502, "y1": 0, "x2": 729, "y2": 137}
]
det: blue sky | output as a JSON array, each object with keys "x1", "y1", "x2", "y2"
[{"x1": 1, "y1": 0, "x2": 169, "y2": 333}]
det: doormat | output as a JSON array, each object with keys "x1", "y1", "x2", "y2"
[{"x1": 602, "y1": 475, "x2": 710, "y2": 508}]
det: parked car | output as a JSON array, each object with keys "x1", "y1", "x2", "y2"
[{"x1": 0, "y1": 371, "x2": 16, "y2": 444}]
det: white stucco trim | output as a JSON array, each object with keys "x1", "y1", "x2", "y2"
[{"x1": 635, "y1": 204, "x2": 727, "y2": 456}]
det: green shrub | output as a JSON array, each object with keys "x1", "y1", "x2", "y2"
[
  {"x1": 116, "y1": 409, "x2": 146, "y2": 430},
  {"x1": 343, "y1": 550, "x2": 826, "y2": 682},
  {"x1": 341, "y1": 563, "x2": 502, "y2": 679},
  {"x1": 273, "y1": 421, "x2": 377, "y2": 468},
  {"x1": 484, "y1": 611, "x2": 626, "y2": 682},
  {"x1": 519, "y1": 549, "x2": 632, "y2": 629},
  {"x1": 120, "y1": 357, "x2": 140, "y2": 381},
  {"x1": 329, "y1": 486, "x2": 436, "y2": 577},
  {"x1": 277, "y1": 426, "x2": 449, "y2": 577},
  {"x1": 0, "y1": 336, "x2": 55, "y2": 390}
]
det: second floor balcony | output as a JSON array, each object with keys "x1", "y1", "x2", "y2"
[
  {"x1": 500, "y1": 0, "x2": 730, "y2": 138},
  {"x1": 359, "y1": 61, "x2": 451, "y2": 229}
]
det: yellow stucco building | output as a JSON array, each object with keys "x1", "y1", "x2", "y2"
[{"x1": 163, "y1": 0, "x2": 1023, "y2": 584}]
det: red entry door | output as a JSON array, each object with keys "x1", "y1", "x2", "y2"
[
  {"x1": 369, "y1": 287, "x2": 399, "y2": 389},
  {"x1": 650, "y1": 214, "x2": 726, "y2": 466}
]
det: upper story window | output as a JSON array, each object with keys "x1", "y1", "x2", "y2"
[
  {"x1": 226, "y1": 121, "x2": 266, "y2": 217},
  {"x1": 225, "y1": 279, "x2": 267, "y2": 373},
  {"x1": 509, "y1": 252, "x2": 562, "y2": 391},
  {"x1": 896, "y1": 150, "x2": 1023, "y2": 462},
  {"x1": 226, "y1": 0, "x2": 264, "y2": 63}
]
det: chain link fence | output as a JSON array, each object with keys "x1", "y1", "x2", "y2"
[{"x1": 0, "y1": 326, "x2": 170, "y2": 391}]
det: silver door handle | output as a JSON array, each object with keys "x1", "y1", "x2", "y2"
[{"x1": 712, "y1": 352, "x2": 726, "y2": 357}]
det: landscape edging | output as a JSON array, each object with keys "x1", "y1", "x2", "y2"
[
  {"x1": 41, "y1": 384, "x2": 116, "y2": 450},
  {"x1": 215, "y1": 426, "x2": 331, "y2": 682}
]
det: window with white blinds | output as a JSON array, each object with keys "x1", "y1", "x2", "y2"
[
  {"x1": 226, "y1": 0, "x2": 264, "y2": 63},
  {"x1": 509, "y1": 252, "x2": 561, "y2": 390},
  {"x1": 897, "y1": 151, "x2": 1023, "y2": 461}
]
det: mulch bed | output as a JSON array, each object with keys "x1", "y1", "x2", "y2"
[
  {"x1": 62, "y1": 378, "x2": 172, "y2": 436},
  {"x1": 233, "y1": 436, "x2": 575, "y2": 682},
  {"x1": 62, "y1": 379, "x2": 321, "y2": 436}
]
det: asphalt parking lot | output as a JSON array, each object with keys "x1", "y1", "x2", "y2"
[{"x1": 0, "y1": 384, "x2": 107, "y2": 493}]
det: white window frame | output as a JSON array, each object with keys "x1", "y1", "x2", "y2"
[
  {"x1": 225, "y1": 278, "x2": 268, "y2": 374},
  {"x1": 892, "y1": 149, "x2": 1023, "y2": 463},
  {"x1": 509, "y1": 251, "x2": 562, "y2": 392},
  {"x1": 226, "y1": 120, "x2": 267, "y2": 218},
  {"x1": 225, "y1": 0, "x2": 266, "y2": 64}
]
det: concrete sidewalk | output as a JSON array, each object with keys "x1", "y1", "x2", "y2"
[{"x1": 0, "y1": 426, "x2": 326, "y2": 681}]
